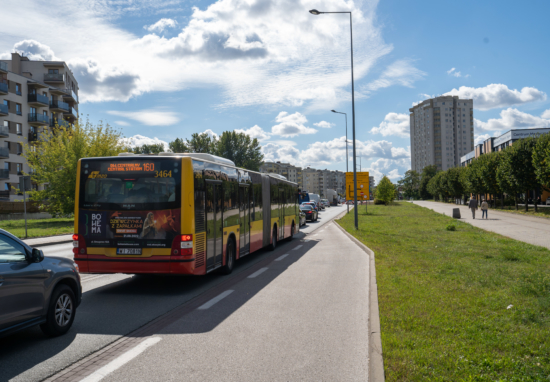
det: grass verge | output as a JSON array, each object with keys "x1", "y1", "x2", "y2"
[
  {"x1": 0, "y1": 218, "x2": 74, "y2": 239},
  {"x1": 338, "y1": 202, "x2": 550, "y2": 381}
]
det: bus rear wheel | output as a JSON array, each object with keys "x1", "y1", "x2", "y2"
[
  {"x1": 269, "y1": 228, "x2": 277, "y2": 251},
  {"x1": 287, "y1": 223, "x2": 295, "y2": 241},
  {"x1": 220, "y1": 238, "x2": 235, "y2": 275}
]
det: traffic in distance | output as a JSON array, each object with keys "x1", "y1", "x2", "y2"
[{"x1": 0, "y1": 152, "x2": 339, "y2": 340}]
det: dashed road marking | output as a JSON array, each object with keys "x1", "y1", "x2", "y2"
[
  {"x1": 79, "y1": 337, "x2": 162, "y2": 382},
  {"x1": 275, "y1": 254, "x2": 289, "y2": 261},
  {"x1": 248, "y1": 267, "x2": 268, "y2": 278},
  {"x1": 293, "y1": 245, "x2": 303, "y2": 250},
  {"x1": 197, "y1": 290, "x2": 234, "y2": 310}
]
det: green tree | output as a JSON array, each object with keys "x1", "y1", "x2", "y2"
[
  {"x1": 497, "y1": 138, "x2": 540, "y2": 211},
  {"x1": 446, "y1": 167, "x2": 465, "y2": 202},
  {"x1": 23, "y1": 119, "x2": 125, "y2": 216},
  {"x1": 533, "y1": 133, "x2": 550, "y2": 194},
  {"x1": 169, "y1": 138, "x2": 188, "y2": 153},
  {"x1": 478, "y1": 151, "x2": 503, "y2": 207},
  {"x1": 427, "y1": 171, "x2": 444, "y2": 200},
  {"x1": 398, "y1": 170, "x2": 420, "y2": 199},
  {"x1": 131, "y1": 143, "x2": 165, "y2": 154},
  {"x1": 419, "y1": 165, "x2": 438, "y2": 200},
  {"x1": 186, "y1": 132, "x2": 218, "y2": 153},
  {"x1": 461, "y1": 159, "x2": 485, "y2": 201},
  {"x1": 375, "y1": 175, "x2": 396, "y2": 205},
  {"x1": 214, "y1": 131, "x2": 264, "y2": 171}
]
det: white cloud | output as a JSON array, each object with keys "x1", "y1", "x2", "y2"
[
  {"x1": 144, "y1": 18, "x2": 178, "y2": 33},
  {"x1": 313, "y1": 121, "x2": 334, "y2": 129},
  {"x1": 445, "y1": 84, "x2": 547, "y2": 110},
  {"x1": 474, "y1": 108, "x2": 550, "y2": 132},
  {"x1": 115, "y1": 120, "x2": 130, "y2": 126},
  {"x1": 363, "y1": 59, "x2": 426, "y2": 94},
  {"x1": 1, "y1": 39, "x2": 58, "y2": 61},
  {"x1": 541, "y1": 109, "x2": 550, "y2": 119},
  {"x1": 271, "y1": 112, "x2": 317, "y2": 137},
  {"x1": 475, "y1": 134, "x2": 493, "y2": 145},
  {"x1": 262, "y1": 142, "x2": 301, "y2": 164},
  {"x1": 367, "y1": 158, "x2": 410, "y2": 183},
  {"x1": 370, "y1": 112, "x2": 410, "y2": 138},
  {"x1": 120, "y1": 134, "x2": 168, "y2": 149},
  {"x1": 107, "y1": 109, "x2": 179, "y2": 126},
  {"x1": 0, "y1": 0, "x2": 401, "y2": 110},
  {"x1": 202, "y1": 129, "x2": 219, "y2": 140},
  {"x1": 235, "y1": 125, "x2": 270, "y2": 140},
  {"x1": 446, "y1": 67, "x2": 469, "y2": 78}
]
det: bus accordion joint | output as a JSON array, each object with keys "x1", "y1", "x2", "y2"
[
  {"x1": 72, "y1": 234, "x2": 87, "y2": 256},
  {"x1": 172, "y1": 234, "x2": 193, "y2": 256}
]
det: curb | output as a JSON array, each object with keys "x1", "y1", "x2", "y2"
[
  {"x1": 23, "y1": 235, "x2": 73, "y2": 247},
  {"x1": 334, "y1": 215, "x2": 385, "y2": 382}
]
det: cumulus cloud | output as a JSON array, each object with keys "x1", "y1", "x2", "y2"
[
  {"x1": 370, "y1": 112, "x2": 410, "y2": 138},
  {"x1": 120, "y1": 134, "x2": 168, "y2": 149},
  {"x1": 235, "y1": 125, "x2": 270, "y2": 140},
  {"x1": 313, "y1": 121, "x2": 334, "y2": 129},
  {"x1": 271, "y1": 112, "x2": 317, "y2": 137},
  {"x1": 144, "y1": 18, "x2": 178, "y2": 33},
  {"x1": 107, "y1": 109, "x2": 179, "y2": 126},
  {"x1": 7, "y1": 40, "x2": 58, "y2": 61},
  {"x1": 474, "y1": 108, "x2": 550, "y2": 132},
  {"x1": 69, "y1": 58, "x2": 140, "y2": 103},
  {"x1": 445, "y1": 84, "x2": 547, "y2": 110},
  {"x1": 363, "y1": 59, "x2": 426, "y2": 94},
  {"x1": 202, "y1": 129, "x2": 219, "y2": 140},
  {"x1": 262, "y1": 142, "x2": 301, "y2": 164},
  {"x1": 475, "y1": 133, "x2": 493, "y2": 145},
  {"x1": 367, "y1": 158, "x2": 410, "y2": 183},
  {"x1": 541, "y1": 109, "x2": 550, "y2": 119}
]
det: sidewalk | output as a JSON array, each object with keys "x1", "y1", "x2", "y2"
[
  {"x1": 23, "y1": 234, "x2": 73, "y2": 247},
  {"x1": 413, "y1": 201, "x2": 550, "y2": 250}
]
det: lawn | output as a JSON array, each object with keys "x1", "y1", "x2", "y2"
[
  {"x1": 0, "y1": 217, "x2": 74, "y2": 239},
  {"x1": 497, "y1": 206, "x2": 550, "y2": 220},
  {"x1": 338, "y1": 202, "x2": 550, "y2": 381}
]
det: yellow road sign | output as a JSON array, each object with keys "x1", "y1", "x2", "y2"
[{"x1": 346, "y1": 172, "x2": 369, "y2": 200}]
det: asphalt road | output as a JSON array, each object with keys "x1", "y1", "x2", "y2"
[{"x1": 1, "y1": 205, "x2": 359, "y2": 382}]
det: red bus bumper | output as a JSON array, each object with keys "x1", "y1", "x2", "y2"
[{"x1": 75, "y1": 255, "x2": 196, "y2": 275}]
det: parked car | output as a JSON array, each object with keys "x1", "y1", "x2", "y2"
[
  {"x1": 299, "y1": 211, "x2": 307, "y2": 226},
  {"x1": 300, "y1": 205, "x2": 318, "y2": 222},
  {"x1": 546, "y1": 198, "x2": 550, "y2": 205},
  {"x1": 321, "y1": 199, "x2": 330, "y2": 208},
  {"x1": 0, "y1": 229, "x2": 82, "y2": 338}
]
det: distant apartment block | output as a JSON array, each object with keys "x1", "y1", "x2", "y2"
[
  {"x1": 410, "y1": 95, "x2": 474, "y2": 172},
  {"x1": 0, "y1": 53, "x2": 79, "y2": 201}
]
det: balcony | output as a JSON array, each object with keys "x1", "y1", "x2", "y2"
[
  {"x1": 28, "y1": 113, "x2": 50, "y2": 126},
  {"x1": 50, "y1": 99, "x2": 69, "y2": 112},
  {"x1": 0, "y1": 61, "x2": 7, "y2": 73},
  {"x1": 0, "y1": 147, "x2": 9, "y2": 158},
  {"x1": 0, "y1": 190, "x2": 9, "y2": 199},
  {"x1": 0, "y1": 103, "x2": 7, "y2": 116},
  {"x1": 28, "y1": 93, "x2": 49, "y2": 107},
  {"x1": 0, "y1": 80, "x2": 7, "y2": 95},
  {"x1": 50, "y1": 118, "x2": 70, "y2": 129},
  {"x1": 0, "y1": 126, "x2": 8, "y2": 138},
  {"x1": 63, "y1": 88, "x2": 78, "y2": 103},
  {"x1": 0, "y1": 169, "x2": 8, "y2": 179},
  {"x1": 44, "y1": 73, "x2": 65, "y2": 83},
  {"x1": 28, "y1": 131, "x2": 39, "y2": 142},
  {"x1": 64, "y1": 106, "x2": 78, "y2": 120}
]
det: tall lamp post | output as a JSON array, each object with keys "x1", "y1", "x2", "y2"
[
  {"x1": 310, "y1": 8, "x2": 358, "y2": 229},
  {"x1": 331, "y1": 109, "x2": 349, "y2": 213}
]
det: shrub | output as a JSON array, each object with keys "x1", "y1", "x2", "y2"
[
  {"x1": 446, "y1": 224, "x2": 456, "y2": 231},
  {"x1": 374, "y1": 198, "x2": 386, "y2": 205}
]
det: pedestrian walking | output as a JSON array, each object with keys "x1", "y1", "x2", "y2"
[
  {"x1": 468, "y1": 196, "x2": 478, "y2": 219},
  {"x1": 481, "y1": 200, "x2": 489, "y2": 219}
]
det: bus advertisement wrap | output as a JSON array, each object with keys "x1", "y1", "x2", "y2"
[{"x1": 79, "y1": 209, "x2": 181, "y2": 248}]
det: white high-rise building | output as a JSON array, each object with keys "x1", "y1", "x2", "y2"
[{"x1": 410, "y1": 95, "x2": 474, "y2": 172}]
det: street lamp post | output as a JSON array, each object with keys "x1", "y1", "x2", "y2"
[
  {"x1": 310, "y1": 8, "x2": 358, "y2": 229},
  {"x1": 331, "y1": 109, "x2": 349, "y2": 213}
]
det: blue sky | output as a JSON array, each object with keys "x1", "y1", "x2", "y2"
[{"x1": 1, "y1": 0, "x2": 549, "y2": 182}]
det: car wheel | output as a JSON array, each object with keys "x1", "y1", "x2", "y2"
[
  {"x1": 40, "y1": 284, "x2": 76, "y2": 337},
  {"x1": 220, "y1": 238, "x2": 235, "y2": 275},
  {"x1": 269, "y1": 227, "x2": 277, "y2": 251}
]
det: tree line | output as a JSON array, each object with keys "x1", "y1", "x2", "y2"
[{"x1": 398, "y1": 134, "x2": 550, "y2": 212}]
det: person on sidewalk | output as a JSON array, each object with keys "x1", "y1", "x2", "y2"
[
  {"x1": 468, "y1": 196, "x2": 478, "y2": 219},
  {"x1": 481, "y1": 200, "x2": 489, "y2": 219}
]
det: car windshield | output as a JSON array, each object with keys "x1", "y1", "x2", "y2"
[{"x1": 300, "y1": 206, "x2": 312, "y2": 210}]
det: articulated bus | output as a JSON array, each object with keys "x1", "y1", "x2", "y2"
[{"x1": 73, "y1": 153, "x2": 299, "y2": 275}]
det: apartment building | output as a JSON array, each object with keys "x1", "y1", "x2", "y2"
[
  {"x1": 259, "y1": 162, "x2": 303, "y2": 188},
  {"x1": 0, "y1": 53, "x2": 79, "y2": 201},
  {"x1": 410, "y1": 95, "x2": 474, "y2": 172}
]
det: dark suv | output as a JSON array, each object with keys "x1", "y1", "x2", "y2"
[{"x1": 0, "y1": 229, "x2": 82, "y2": 338}]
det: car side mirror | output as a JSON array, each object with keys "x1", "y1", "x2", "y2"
[{"x1": 31, "y1": 248, "x2": 44, "y2": 263}]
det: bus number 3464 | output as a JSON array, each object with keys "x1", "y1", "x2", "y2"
[{"x1": 154, "y1": 170, "x2": 172, "y2": 178}]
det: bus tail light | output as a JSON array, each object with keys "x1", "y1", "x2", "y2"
[
  {"x1": 72, "y1": 234, "x2": 87, "y2": 255},
  {"x1": 172, "y1": 235, "x2": 193, "y2": 256}
]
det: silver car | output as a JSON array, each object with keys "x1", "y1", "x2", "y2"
[{"x1": 0, "y1": 229, "x2": 82, "y2": 338}]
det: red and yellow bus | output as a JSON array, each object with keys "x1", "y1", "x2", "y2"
[{"x1": 73, "y1": 153, "x2": 299, "y2": 275}]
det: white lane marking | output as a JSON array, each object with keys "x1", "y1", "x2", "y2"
[
  {"x1": 292, "y1": 245, "x2": 303, "y2": 251},
  {"x1": 81, "y1": 275, "x2": 107, "y2": 282},
  {"x1": 79, "y1": 337, "x2": 162, "y2": 382},
  {"x1": 275, "y1": 254, "x2": 289, "y2": 261},
  {"x1": 197, "y1": 290, "x2": 234, "y2": 310},
  {"x1": 248, "y1": 267, "x2": 268, "y2": 278}
]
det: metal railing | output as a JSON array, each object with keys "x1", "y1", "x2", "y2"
[
  {"x1": 50, "y1": 99, "x2": 69, "y2": 112},
  {"x1": 0, "y1": 169, "x2": 8, "y2": 179},
  {"x1": 0, "y1": 126, "x2": 8, "y2": 137},
  {"x1": 0, "y1": 104, "x2": 7, "y2": 115},
  {"x1": 28, "y1": 113, "x2": 49, "y2": 124},
  {"x1": 50, "y1": 118, "x2": 70, "y2": 128},
  {"x1": 0, "y1": 190, "x2": 10, "y2": 199},
  {"x1": 69, "y1": 107, "x2": 78, "y2": 118},
  {"x1": 64, "y1": 88, "x2": 78, "y2": 103},
  {"x1": 0, "y1": 61, "x2": 7, "y2": 72},
  {"x1": 0, "y1": 147, "x2": 9, "y2": 158},
  {"x1": 0, "y1": 80, "x2": 7, "y2": 94},
  {"x1": 28, "y1": 93, "x2": 49, "y2": 105},
  {"x1": 44, "y1": 73, "x2": 64, "y2": 82}
]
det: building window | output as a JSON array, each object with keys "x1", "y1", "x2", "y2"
[
  {"x1": 4, "y1": 162, "x2": 8, "y2": 171},
  {"x1": 4, "y1": 183, "x2": 8, "y2": 191},
  {"x1": 16, "y1": 163, "x2": 22, "y2": 174},
  {"x1": 30, "y1": 107, "x2": 36, "y2": 115},
  {"x1": 16, "y1": 103, "x2": 22, "y2": 115},
  {"x1": 16, "y1": 123, "x2": 22, "y2": 135},
  {"x1": 15, "y1": 83, "x2": 21, "y2": 96},
  {"x1": 3, "y1": 100, "x2": 7, "y2": 107},
  {"x1": 48, "y1": 69, "x2": 59, "y2": 74},
  {"x1": 17, "y1": 144, "x2": 22, "y2": 155}
]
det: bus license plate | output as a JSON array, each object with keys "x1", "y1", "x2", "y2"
[{"x1": 117, "y1": 248, "x2": 142, "y2": 255}]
